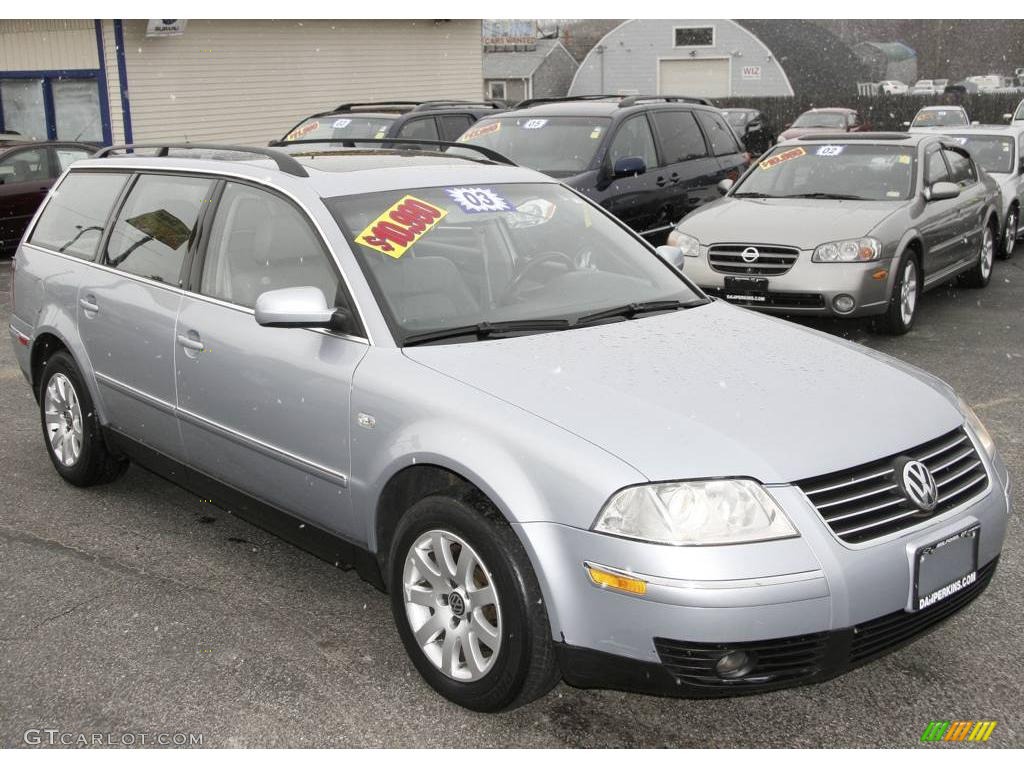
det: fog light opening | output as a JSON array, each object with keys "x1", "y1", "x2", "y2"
[
  {"x1": 715, "y1": 649, "x2": 756, "y2": 679},
  {"x1": 832, "y1": 294, "x2": 856, "y2": 314}
]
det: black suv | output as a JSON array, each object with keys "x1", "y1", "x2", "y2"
[
  {"x1": 458, "y1": 95, "x2": 750, "y2": 242},
  {"x1": 271, "y1": 100, "x2": 506, "y2": 148}
]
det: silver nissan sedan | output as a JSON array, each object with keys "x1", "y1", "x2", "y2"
[{"x1": 9, "y1": 143, "x2": 1012, "y2": 711}]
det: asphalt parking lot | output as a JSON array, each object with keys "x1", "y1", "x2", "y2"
[{"x1": 0, "y1": 257, "x2": 1021, "y2": 748}]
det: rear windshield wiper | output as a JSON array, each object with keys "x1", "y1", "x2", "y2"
[
  {"x1": 777, "y1": 192, "x2": 869, "y2": 200},
  {"x1": 403, "y1": 318, "x2": 571, "y2": 346},
  {"x1": 575, "y1": 299, "x2": 706, "y2": 326}
]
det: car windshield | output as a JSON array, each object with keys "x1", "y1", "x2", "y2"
[
  {"x1": 731, "y1": 144, "x2": 916, "y2": 201},
  {"x1": 947, "y1": 134, "x2": 1016, "y2": 174},
  {"x1": 1015, "y1": 102, "x2": 1024, "y2": 120},
  {"x1": 791, "y1": 112, "x2": 847, "y2": 129},
  {"x1": 327, "y1": 183, "x2": 703, "y2": 343},
  {"x1": 281, "y1": 115, "x2": 396, "y2": 143},
  {"x1": 456, "y1": 117, "x2": 611, "y2": 177},
  {"x1": 722, "y1": 111, "x2": 752, "y2": 127},
  {"x1": 912, "y1": 109, "x2": 967, "y2": 127}
]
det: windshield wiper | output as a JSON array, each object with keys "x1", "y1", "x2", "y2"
[
  {"x1": 730, "y1": 192, "x2": 776, "y2": 198},
  {"x1": 777, "y1": 192, "x2": 869, "y2": 200},
  {"x1": 403, "y1": 318, "x2": 571, "y2": 346},
  {"x1": 575, "y1": 299, "x2": 706, "y2": 326}
]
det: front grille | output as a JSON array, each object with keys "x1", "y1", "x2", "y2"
[
  {"x1": 850, "y1": 556, "x2": 998, "y2": 663},
  {"x1": 705, "y1": 287, "x2": 826, "y2": 309},
  {"x1": 654, "y1": 632, "x2": 830, "y2": 688},
  {"x1": 796, "y1": 427, "x2": 989, "y2": 544},
  {"x1": 708, "y1": 243, "x2": 799, "y2": 276}
]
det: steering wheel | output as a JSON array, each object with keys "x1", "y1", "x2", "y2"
[{"x1": 498, "y1": 251, "x2": 577, "y2": 304}]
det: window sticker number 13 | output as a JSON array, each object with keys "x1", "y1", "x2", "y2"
[{"x1": 355, "y1": 195, "x2": 447, "y2": 258}]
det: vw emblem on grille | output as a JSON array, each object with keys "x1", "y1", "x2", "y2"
[
  {"x1": 896, "y1": 457, "x2": 938, "y2": 512},
  {"x1": 741, "y1": 246, "x2": 760, "y2": 263}
]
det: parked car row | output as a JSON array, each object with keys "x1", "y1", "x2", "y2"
[{"x1": 9, "y1": 128, "x2": 1011, "y2": 712}]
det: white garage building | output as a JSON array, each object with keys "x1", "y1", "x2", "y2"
[{"x1": 568, "y1": 19, "x2": 794, "y2": 99}]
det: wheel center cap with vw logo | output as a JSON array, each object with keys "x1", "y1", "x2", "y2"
[
  {"x1": 741, "y1": 247, "x2": 760, "y2": 263},
  {"x1": 448, "y1": 592, "x2": 466, "y2": 617},
  {"x1": 895, "y1": 457, "x2": 938, "y2": 512}
]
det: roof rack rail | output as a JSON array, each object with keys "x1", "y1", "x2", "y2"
[
  {"x1": 333, "y1": 100, "x2": 422, "y2": 112},
  {"x1": 514, "y1": 94, "x2": 621, "y2": 109},
  {"x1": 93, "y1": 143, "x2": 309, "y2": 177},
  {"x1": 276, "y1": 137, "x2": 516, "y2": 166},
  {"x1": 411, "y1": 99, "x2": 506, "y2": 111},
  {"x1": 617, "y1": 95, "x2": 714, "y2": 108}
]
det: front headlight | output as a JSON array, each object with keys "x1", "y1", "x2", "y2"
[
  {"x1": 811, "y1": 237, "x2": 883, "y2": 263},
  {"x1": 593, "y1": 479, "x2": 798, "y2": 546},
  {"x1": 666, "y1": 230, "x2": 700, "y2": 257},
  {"x1": 958, "y1": 396, "x2": 996, "y2": 458}
]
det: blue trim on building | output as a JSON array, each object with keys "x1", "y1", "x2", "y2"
[
  {"x1": 41, "y1": 78, "x2": 56, "y2": 139},
  {"x1": 112, "y1": 19, "x2": 133, "y2": 144},
  {"x1": 0, "y1": 69, "x2": 101, "y2": 79},
  {"x1": 93, "y1": 20, "x2": 113, "y2": 145}
]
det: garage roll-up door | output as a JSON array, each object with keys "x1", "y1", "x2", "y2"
[{"x1": 659, "y1": 59, "x2": 730, "y2": 98}]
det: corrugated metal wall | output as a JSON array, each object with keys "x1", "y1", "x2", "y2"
[
  {"x1": 0, "y1": 20, "x2": 98, "y2": 71},
  {"x1": 106, "y1": 19, "x2": 484, "y2": 145}
]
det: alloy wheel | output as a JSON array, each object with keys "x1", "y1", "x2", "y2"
[
  {"x1": 900, "y1": 259, "x2": 918, "y2": 326},
  {"x1": 402, "y1": 529, "x2": 503, "y2": 682},
  {"x1": 44, "y1": 373, "x2": 83, "y2": 467},
  {"x1": 1006, "y1": 210, "x2": 1018, "y2": 257},
  {"x1": 980, "y1": 226, "x2": 994, "y2": 278}
]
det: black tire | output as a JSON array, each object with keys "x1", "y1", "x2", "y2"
[
  {"x1": 874, "y1": 251, "x2": 919, "y2": 335},
  {"x1": 1000, "y1": 206, "x2": 1018, "y2": 260},
  {"x1": 388, "y1": 491, "x2": 559, "y2": 711},
  {"x1": 38, "y1": 350, "x2": 128, "y2": 486},
  {"x1": 962, "y1": 219, "x2": 996, "y2": 288}
]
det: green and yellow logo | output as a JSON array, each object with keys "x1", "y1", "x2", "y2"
[{"x1": 921, "y1": 720, "x2": 997, "y2": 743}]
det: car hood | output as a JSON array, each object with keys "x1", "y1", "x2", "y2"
[
  {"x1": 404, "y1": 301, "x2": 962, "y2": 484},
  {"x1": 677, "y1": 197, "x2": 902, "y2": 249}
]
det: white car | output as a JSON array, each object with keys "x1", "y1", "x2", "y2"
[
  {"x1": 910, "y1": 79, "x2": 939, "y2": 96},
  {"x1": 1005, "y1": 98, "x2": 1024, "y2": 125},
  {"x1": 905, "y1": 105, "x2": 971, "y2": 132},
  {"x1": 879, "y1": 80, "x2": 908, "y2": 95}
]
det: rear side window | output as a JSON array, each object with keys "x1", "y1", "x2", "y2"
[
  {"x1": 943, "y1": 149, "x2": 976, "y2": 187},
  {"x1": 104, "y1": 174, "x2": 213, "y2": 285},
  {"x1": 696, "y1": 111, "x2": 740, "y2": 156},
  {"x1": 29, "y1": 172, "x2": 128, "y2": 259},
  {"x1": 651, "y1": 111, "x2": 708, "y2": 163},
  {"x1": 199, "y1": 182, "x2": 341, "y2": 311}
]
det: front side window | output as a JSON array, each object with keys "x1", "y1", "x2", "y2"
[
  {"x1": 697, "y1": 111, "x2": 740, "y2": 156},
  {"x1": 54, "y1": 147, "x2": 92, "y2": 172},
  {"x1": 732, "y1": 144, "x2": 916, "y2": 201},
  {"x1": 104, "y1": 174, "x2": 212, "y2": 285},
  {"x1": 607, "y1": 114, "x2": 657, "y2": 170},
  {"x1": 943, "y1": 149, "x2": 976, "y2": 186},
  {"x1": 200, "y1": 182, "x2": 340, "y2": 311},
  {"x1": 457, "y1": 116, "x2": 611, "y2": 177},
  {"x1": 397, "y1": 117, "x2": 440, "y2": 143},
  {"x1": 327, "y1": 183, "x2": 702, "y2": 343},
  {"x1": 0, "y1": 147, "x2": 50, "y2": 183},
  {"x1": 925, "y1": 150, "x2": 951, "y2": 185},
  {"x1": 437, "y1": 114, "x2": 474, "y2": 141},
  {"x1": 29, "y1": 172, "x2": 128, "y2": 259},
  {"x1": 1015, "y1": 101, "x2": 1024, "y2": 121},
  {"x1": 651, "y1": 111, "x2": 708, "y2": 163}
]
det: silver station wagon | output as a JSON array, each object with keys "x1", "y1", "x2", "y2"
[{"x1": 9, "y1": 143, "x2": 1011, "y2": 711}]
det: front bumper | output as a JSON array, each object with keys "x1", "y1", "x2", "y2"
[
  {"x1": 517, "y1": 445, "x2": 1011, "y2": 697},
  {"x1": 684, "y1": 248, "x2": 895, "y2": 318}
]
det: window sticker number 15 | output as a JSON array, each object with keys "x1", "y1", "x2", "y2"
[{"x1": 355, "y1": 195, "x2": 447, "y2": 259}]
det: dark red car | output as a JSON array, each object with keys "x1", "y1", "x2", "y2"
[
  {"x1": 777, "y1": 108, "x2": 871, "y2": 142},
  {"x1": 1, "y1": 141, "x2": 97, "y2": 256}
]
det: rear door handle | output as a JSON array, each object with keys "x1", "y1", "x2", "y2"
[
  {"x1": 655, "y1": 176, "x2": 668, "y2": 187},
  {"x1": 79, "y1": 296, "x2": 99, "y2": 313},
  {"x1": 176, "y1": 333, "x2": 205, "y2": 352}
]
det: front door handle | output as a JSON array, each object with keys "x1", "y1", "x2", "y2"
[
  {"x1": 79, "y1": 296, "x2": 99, "y2": 314},
  {"x1": 176, "y1": 333, "x2": 205, "y2": 352},
  {"x1": 655, "y1": 176, "x2": 668, "y2": 187}
]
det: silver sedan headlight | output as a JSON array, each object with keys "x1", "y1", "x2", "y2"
[
  {"x1": 593, "y1": 479, "x2": 798, "y2": 546},
  {"x1": 958, "y1": 396, "x2": 996, "y2": 458},
  {"x1": 811, "y1": 237, "x2": 883, "y2": 263},
  {"x1": 666, "y1": 230, "x2": 700, "y2": 257}
]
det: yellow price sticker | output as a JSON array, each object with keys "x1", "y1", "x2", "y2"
[{"x1": 354, "y1": 195, "x2": 448, "y2": 259}]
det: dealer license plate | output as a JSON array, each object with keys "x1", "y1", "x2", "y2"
[{"x1": 912, "y1": 525, "x2": 980, "y2": 612}]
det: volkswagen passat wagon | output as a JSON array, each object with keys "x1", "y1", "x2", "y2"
[{"x1": 9, "y1": 143, "x2": 1011, "y2": 711}]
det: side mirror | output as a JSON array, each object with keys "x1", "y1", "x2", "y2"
[
  {"x1": 717, "y1": 178, "x2": 735, "y2": 195},
  {"x1": 748, "y1": 122, "x2": 762, "y2": 132},
  {"x1": 924, "y1": 181, "x2": 960, "y2": 202},
  {"x1": 612, "y1": 156, "x2": 646, "y2": 178},
  {"x1": 656, "y1": 244, "x2": 685, "y2": 270},
  {"x1": 1003, "y1": 113, "x2": 1013, "y2": 122},
  {"x1": 902, "y1": 121, "x2": 912, "y2": 128},
  {"x1": 784, "y1": 122, "x2": 792, "y2": 129},
  {"x1": 254, "y1": 286, "x2": 345, "y2": 329}
]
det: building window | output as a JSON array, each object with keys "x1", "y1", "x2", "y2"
[
  {"x1": 487, "y1": 81, "x2": 507, "y2": 101},
  {"x1": 0, "y1": 75, "x2": 107, "y2": 143},
  {"x1": 673, "y1": 26, "x2": 715, "y2": 48}
]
